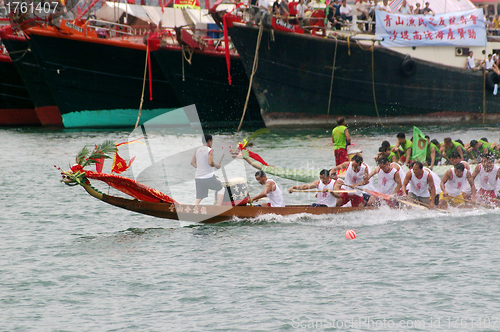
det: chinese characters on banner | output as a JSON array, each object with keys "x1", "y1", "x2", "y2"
[
  {"x1": 375, "y1": 9, "x2": 486, "y2": 47},
  {"x1": 173, "y1": 0, "x2": 200, "y2": 9}
]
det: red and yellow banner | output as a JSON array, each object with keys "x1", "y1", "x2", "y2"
[{"x1": 174, "y1": 0, "x2": 200, "y2": 9}]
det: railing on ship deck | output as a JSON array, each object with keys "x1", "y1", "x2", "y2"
[{"x1": 84, "y1": 19, "x2": 136, "y2": 37}]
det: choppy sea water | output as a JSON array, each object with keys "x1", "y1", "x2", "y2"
[{"x1": 2, "y1": 124, "x2": 500, "y2": 331}]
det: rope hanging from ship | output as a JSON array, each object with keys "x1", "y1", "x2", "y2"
[
  {"x1": 327, "y1": 36, "x2": 338, "y2": 118},
  {"x1": 134, "y1": 37, "x2": 150, "y2": 129},
  {"x1": 6, "y1": 47, "x2": 30, "y2": 62},
  {"x1": 349, "y1": 37, "x2": 384, "y2": 127},
  {"x1": 370, "y1": 41, "x2": 384, "y2": 127},
  {"x1": 237, "y1": 22, "x2": 264, "y2": 132},
  {"x1": 181, "y1": 44, "x2": 194, "y2": 65}
]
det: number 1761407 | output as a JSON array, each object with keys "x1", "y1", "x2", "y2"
[{"x1": 6, "y1": 1, "x2": 60, "y2": 14}]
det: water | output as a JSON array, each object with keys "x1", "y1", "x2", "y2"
[{"x1": 2, "y1": 125, "x2": 500, "y2": 331}]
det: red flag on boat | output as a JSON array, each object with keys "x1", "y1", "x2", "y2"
[
  {"x1": 110, "y1": 138, "x2": 144, "y2": 174},
  {"x1": 93, "y1": 144, "x2": 105, "y2": 173},
  {"x1": 111, "y1": 152, "x2": 136, "y2": 174},
  {"x1": 238, "y1": 142, "x2": 269, "y2": 166}
]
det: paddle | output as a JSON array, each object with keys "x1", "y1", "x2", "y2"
[
  {"x1": 456, "y1": 197, "x2": 495, "y2": 209},
  {"x1": 344, "y1": 184, "x2": 426, "y2": 210},
  {"x1": 402, "y1": 196, "x2": 450, "y2": 213}
]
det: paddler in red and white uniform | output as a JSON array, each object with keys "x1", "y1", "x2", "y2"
[
  {"x1": 289, "y1": 169, "x2": 345, "y2": 207},
  {"x1": 448, "y1": 151, "x2": 472, "y2": 198},
  {"x1": 330, "y1": 155, "x2": 373, "y2": 207},
  {"x1": 250, "y1": 170, "x2": 285, "y2": 207},
  {"x1": 471, "y1": 154, "x2": 500, "y2": 204},
  {"x1": 402, "y1": 161, "x2": 436, "y2": 208},
  {"x1": 439, "y1": 162, "x2": 476, "y2": 208},
  {"x1": 365, "y1": 157, "x2": 403, "y2": 206}
]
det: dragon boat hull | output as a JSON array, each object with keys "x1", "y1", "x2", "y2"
[{"x1": 82, "y1": 183, "x2": 372, "y2": 223}]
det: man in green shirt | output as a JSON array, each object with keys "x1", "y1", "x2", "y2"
[
  {"x1": 440, "y1": 137, "x2": 464, "y2": 162},
  {"x1": 469, "y1": 138, "x2": 499, "y2": 157},
  {"x1": 425, "y1": 135, "x2": 441, "y2": 169},
  {"x1": 332, "y1": 117, "x2": 351, "y2": 166},
  {"x1": 392, "y1": 132, "x2": 412, "y2": 165}
]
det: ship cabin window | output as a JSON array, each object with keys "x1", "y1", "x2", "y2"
[{"x1": 455, "y1": 47, "x2": 470, "y2": 57}]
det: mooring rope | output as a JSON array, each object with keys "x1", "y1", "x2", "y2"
[
  {"x1": 370, "y1": 42, "x2": 384, "y2": 127},
  {"x1": 237, "y1": 22, "x2": 264, "y2": 132},
  {"x1": 327, "y1": 36, "x2": 338, "y2": 117},
  {"x1": 134, "y1": 39, "x2": 149, "y2": 129}
]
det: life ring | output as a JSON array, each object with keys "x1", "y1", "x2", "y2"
[
  {"x1": 485, "y1": 71, "x2": 500, "y2": 91},
  {"x1": 400, "y1": 57, "x2": 417, "y2": 77}
]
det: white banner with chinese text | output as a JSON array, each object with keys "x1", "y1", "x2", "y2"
[{"x1": 375, "y1": 9, "x2": 486, "y2": 47}]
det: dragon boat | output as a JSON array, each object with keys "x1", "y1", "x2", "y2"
[{"x1": 57, "y1": 140, "x2": 376, "y2": 223}]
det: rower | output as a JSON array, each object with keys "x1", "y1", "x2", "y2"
[
  {"x1": 375, "y1": 141, "x2": 398, "y2": 163},
  {"x1": 288, "y1": 169, "x2": 344, "y2": 207},
  {"x1": 448, "y1": 151, "x2": 472, "y2": 199},
  {"x1": 469, "y1": 139, "x2": 499, "y2": 158},
  {"x1": 365, "y1": 157, "x2": 403, "y2": 206},
  {"x1": 402, "y1": 161, "x2": 436, "y2": 208},
  {"x1": 249, "y1": 170, "x2": 285, "y2": 207},
  {"x1": 392, "y1": 132, "x2": 412, "y2": 165},
  {"x1": 439, "y1": 162, "x2": 476, "y2": 208},
  {"x1": 440, "y1": 137, "x2": 464, "y2": 163},
  {"x1": 424, "y1": 135, "x2": 442, "y2": 169},
  {"x1": 471, "y1": 154, "x2": 500, "y2": 204},
  {"x1": 330, "y1": 154, "x2": 372, "y2": 206}
]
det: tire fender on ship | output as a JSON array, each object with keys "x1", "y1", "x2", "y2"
[
  {"x1": 485, "y1": 71, "x2": 500, "y2": 91},
  {"x1": 400, "y1": 57, "x2": 417, "y2": 77},
  {"x1": 262, "y1": 12, "x2": 273, "y2": 29}
]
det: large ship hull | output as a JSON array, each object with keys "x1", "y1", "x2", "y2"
[
  {"x1": 0, "y1": 54, "x2": 40, "y2": 126},
  {"x1": 227, "y1": 22, "x2": 500, "y2": 128},
  {"x1": 0, "y1": 26, "x2": 62, "y2": 126},
  {"x1": 151, "y1": 46, "x2": 265, "y2": 128},
  {"x1": 25, "y1": 28, "x2": 182, "y2": 128}
]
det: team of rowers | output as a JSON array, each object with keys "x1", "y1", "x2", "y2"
[
  {"x1": 247, "y1": 133, "x2": 500, "y2": 210},
  {"x1": 377, "y1": 132, "x2": 500, "y2": 168}
]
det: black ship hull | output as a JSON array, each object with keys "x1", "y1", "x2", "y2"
[
  {"x1": 0, "y1": 26, "x2": 62, "y2": 126},
  {"x1": 151, "y1": 47, "x2": 264, "y2": 128},
  {"x1": 0, "y1": 54, "x2": 39, "y2": 126},
  {"x1": 227, "y1": 22, "x2": 500, "y2": 128},
  {"x1": 25, "y1": 28, "x2": 181, "y2": 128}
]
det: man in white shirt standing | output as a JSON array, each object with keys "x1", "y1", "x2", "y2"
[
  {"x1": 191, "y1": 134, "x2": 225, "y2": 206},
  {"x1": 398, "y1": 0, "x2": 411, "y2": 14},
  {"x1": 296, "y1": 0, "x2": 306, "y2": 27},
  {"x1": 258, "y1": 0, "x2": 270, "y2": 12}
]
